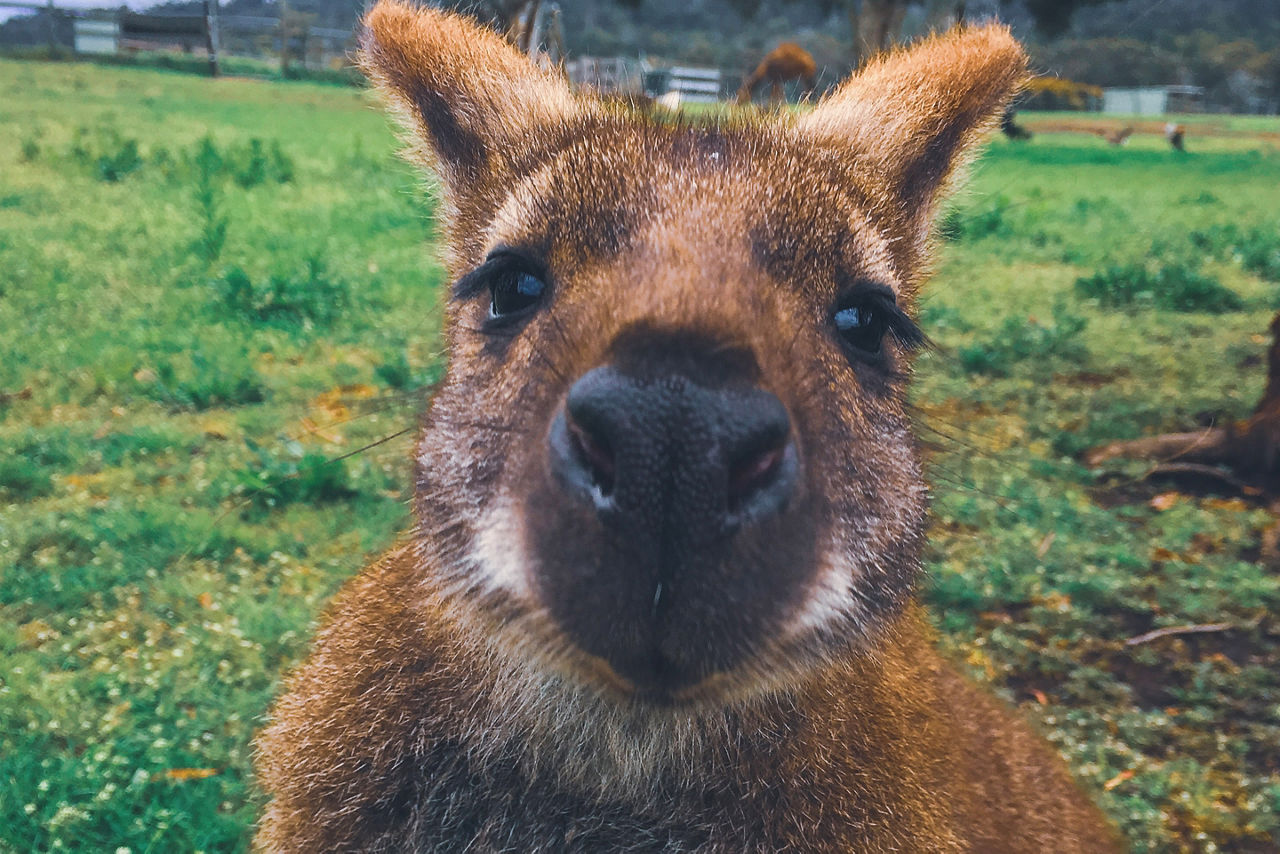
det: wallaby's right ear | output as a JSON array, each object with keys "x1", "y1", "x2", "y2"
[{"x1": 360, "y1": 1, "x2": 582, "y2": 192}]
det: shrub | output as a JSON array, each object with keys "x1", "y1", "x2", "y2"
[
  {"x1": 228, "y1": 138, "x2": 295, "y2": 188},
  {"x1": 1188, "y1": 224, "x2": 1241, "y2": 257},
  {"x1": 213, "y1": 258, "x2": 348, "y2": 329},
  {"x1": 958, "y1": 305, "x2": 1088, "y2": 377},
  {"x1": 1075, "y1": 263, "x2": 1157, "y2": 307},
  {"x1": 1188, "y1": 223, "x2": 1280, "y2": 282},
  {"x1": 235, "y1": 439, "x2": 356, "y2": 511},
  {"x1": 1154, "y1": 262, "x2": 1243, "y2": 313},
  {"x1": 63, "y1": 128, "x2": 145, "y2": 182},
  {"x1": 1235, "y1": 228, "x2": 1280, "y2": 282},
  {"x1": 939, "y1": 196, "x2": 1011, "y2": 242},
  {"x1": 1019, "y1": 75, "x2": 1103, "y2": 111},
  {"x1": 192, "y1": 136, "x2": 228, "y2": 265},
  {"x1": 0, "y1": 431, "x2": 76, "y2": 500},
  {"x1": 1075, "y1": 261, "x2": 1242, "y2": 313},
  {"x1": 375, "y1": 350, "x2": 414, "y2": 389},
  {"x1": 146, "y1": 347, "x2": 266, "y2": 411},
  {"x1": 95, "y1": 138, "x2": 142, "y2": 183}
]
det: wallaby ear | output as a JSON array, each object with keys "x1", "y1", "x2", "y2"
[
  {"x1": 798, "y1": 24, "x2": 1027, "y2": 240},
  {"x1": 360, "y1": 0, "x2": 582, "y2": 192}
]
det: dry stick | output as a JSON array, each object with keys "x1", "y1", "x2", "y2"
[
  {"x1": 1125, "y1": 622, "x2": 1233, "y2": 647},
  {"x1": 1141, "y1": 462, "x2": 1255, "y2": 494},
  {"x1": 1082, "y1": 426, "x2": 1232, "y2": 468}
]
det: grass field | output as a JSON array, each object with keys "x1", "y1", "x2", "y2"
[{"x1": 2, "y1": 58, "x2": 1279, "y2": 853}]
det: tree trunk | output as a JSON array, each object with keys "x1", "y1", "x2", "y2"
[
  {"x1": 1085, "y1": 312, "x2": 1280, "y2": 491},
  {"x1": 279, "y1": 0, "x2": 289, "y2": 72},
  {"x1": 845, "y1": 0, "x2": 862, "y2": 68},
  {"x1": 860, "y1": 0, "x2": 906, "y2": 59}
]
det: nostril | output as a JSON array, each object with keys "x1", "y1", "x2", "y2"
[
  {"x1": 566, "y1": 412, "x2": 617, "y2": 496},
  {"x1": 727, "y1": 435, "x2": 789, "y2": 513}
]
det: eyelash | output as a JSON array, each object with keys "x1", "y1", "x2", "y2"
[
  {"x1": 831, "y1": 287, "x2": 924, "y2": 364},
  {"x1": 452, "y1": 249, "x2": 552, "y2": 332}
]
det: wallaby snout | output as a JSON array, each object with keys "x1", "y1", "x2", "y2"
[
  {"x1": 544, "y1": 331, "x2": 798, "y2": 691},
  {"x1": 552, "y1": 333, "x2": 797, "y2": 531}
]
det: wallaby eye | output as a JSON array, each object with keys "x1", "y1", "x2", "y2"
[
  {"x1": 831, "y1": 283, "x2": 924, "y2": 363},
  {"x1": 834, "y1": 303, "x2": 886, "y2": 355},
  {"x1": 489, "y1": 269, "x2": 547, "y2": 319}
]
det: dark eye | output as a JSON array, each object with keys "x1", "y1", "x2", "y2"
[
  {"x1": 490, "y1": 270, "x2": 547, "y2": 318},
  {"x1": 830, "y1": 283, "x2": 924, "y2": 364},
  {"x1": 833, "y1": 301, "x2": 888, "y2": 355}
]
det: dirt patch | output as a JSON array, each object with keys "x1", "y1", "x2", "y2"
[{"x1": 1025, "y1": 116, "x2": 1280, "y2": 146}]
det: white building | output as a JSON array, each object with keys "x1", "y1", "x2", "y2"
[
  {"x1": 73, "y1": 19, "x2": 119, "y2": 54},
  {"x1": 1102, "y1": 85, "x2": 1204, "y2": 115}
]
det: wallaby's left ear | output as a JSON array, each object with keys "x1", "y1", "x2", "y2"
[
  {"x1": 798, "y1": 24, "x2": 1028, "y2": 241},
  {"x1": 359, "y1": 1, "x2": 584, "y2": 193}
]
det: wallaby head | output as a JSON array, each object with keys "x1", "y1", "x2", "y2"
[{"x1": 360, "y1": 2, "x2": 1026, "y2": 709}]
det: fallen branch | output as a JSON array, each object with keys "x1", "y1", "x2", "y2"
[
  {"x1": 1140, "y1": 462, "x2": 1256, "y2": 493},
  {"x1": 1125, "y1": 622, "x2": 1232, "y2": 647},
  {"x1": 1082, "y1": 312, "x2": 1280, "y2": 494},
  {"x1": 1083, "y1": 428, "x2": 1231, "y2": 468}
]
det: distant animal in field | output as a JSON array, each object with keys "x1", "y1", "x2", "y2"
[
  {"x1": 736, "y1": 42, "x2": 817, "y2": 106},
  {"x1": 1000, "y1": 106, "x2": 1032, "y2": 140},
  {"x1": 1165, "y1": 122, "x2": 1186, "y2": 151},
  {"x1": 1095, "y1": 125, "x2": 1134, "y2": 146},
  {"x1": 255, "y1": 4, "x2": 1123, "y2": 851}
]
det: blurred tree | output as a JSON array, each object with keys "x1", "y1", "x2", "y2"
[
  {"x1": 1012, "y1": 0, "x2": 1109, "y2": 37},
  {"x1": 1033, "y1": 37, "x2": 1181, "y2": 86}
]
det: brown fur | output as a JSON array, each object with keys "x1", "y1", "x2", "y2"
[
  {"x1": 255, "y1": 4, "x2": 1122, "y2": 851},
  {"x1": 736, "y1": 42, "x2": 818, "y2": 106}
]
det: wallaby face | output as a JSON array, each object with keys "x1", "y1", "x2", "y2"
[
  {"x1": 363, "y1": 3, "x2": 1023, "y2": 706},
  {"x1": 256, "y1": 6, "x2": 1122, "y2": 850}
]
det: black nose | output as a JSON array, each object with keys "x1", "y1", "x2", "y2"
[{"x1": 549, "y1": 363, "x2": 798, "y2": 540}]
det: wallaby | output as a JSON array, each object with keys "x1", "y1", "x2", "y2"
[
  {"x1": 736, "y1": 43, "x2": 817, "y2": 106},
  {"x1": 255, "y1": 3, "x2": 1121, "y2": 851}
]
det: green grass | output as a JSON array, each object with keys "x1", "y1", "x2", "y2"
[{"x1": 3, "y1": 58, "x2": 1279, "y2": 853}]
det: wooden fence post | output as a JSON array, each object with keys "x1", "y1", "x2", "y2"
[{"x1": 203, "y1": 0, "x2": 221, "y2": 77}]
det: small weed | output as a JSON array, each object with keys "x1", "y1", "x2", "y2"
[
  {"x1": 1188, "y1": 223, "x2": 1280, "y2": 282},
  {"x1": 1180, "y1": 190, "x2": 1220, "y2": 205},
  {"x1": 96, "y1": 137, "x2": 142, "y2": 182},
  {"x1": 1075, "y1": 262, "x2": 1242, "y2": 313},
  {"x1": 235, "y1": 438, "x2": 356, "y2": 511},
  {"x1": 374, "y1": 350, "x2": 414, "y2": 389},
  {"x1": 228, "y1": 138, "x2": 294, "y2": 188},
  {"x1": 0, "y1": 431, "x2": 75, "y2": 500},
  {"x1": 374, "y1": 351, "x2": 445, "y2": 391},
  {"x1": 918, "y1": 301, "x2": 970, "y2": 333},
  {"x1": 958, "y1": 305, "x2": 1088, "y2": 377},
  {"x1": 1188, "y1": 223, "x2": 1242, "y2": 257},
  {"x1": 192, "y1": 136, "x2": 228, "y2": 265},
  {"x1": 213, "y1": 258, "x2": 347, "y2": 328},
  {"x1": 1235, "y1": 228, "x2": 1280, "y2": 282},
  {"x1": 20, "y1": 136, "x2": 40, "y2": 162},
  {"x1": 268, "y1": 140, "x2": 294, "y2": 183},
  {"x1": 1068, "y1": 196, "x2": 1126, "y2": 223},
  {"x1": 939, "y1": 195, "x2": 1012, "y2": 242},
  {"x1": 146, "y1": 346, "x2": 266, "y2": 411},
  {"x1": 63, "y1": 127, "x2": 145, "y2": 182}
]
